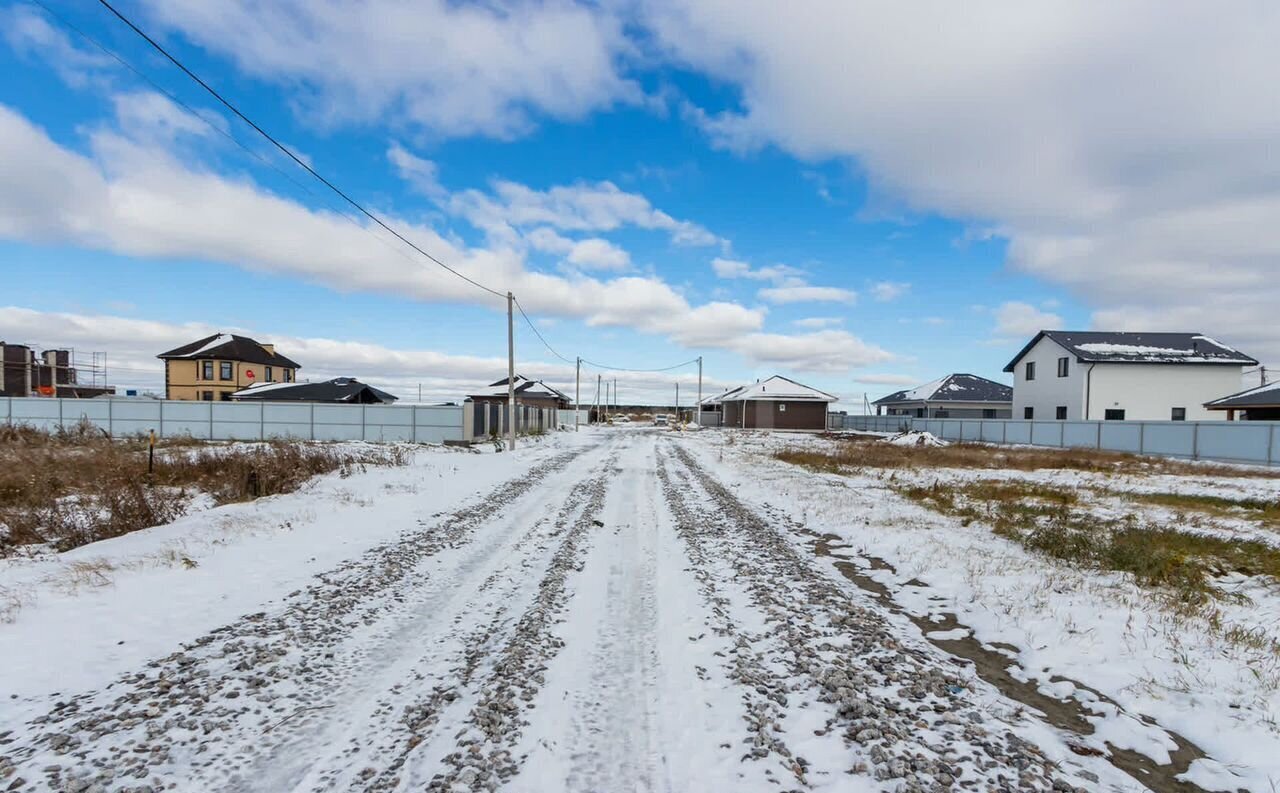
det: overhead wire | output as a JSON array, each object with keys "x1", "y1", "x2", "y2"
[
  {"x1": 75, "y1": 0, "x2": 709, "y2": 381},
  {"x1": 95, "y1": 0, "x2": 505, "y2": 300}
]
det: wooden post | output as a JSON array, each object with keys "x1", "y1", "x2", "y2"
[{"x1": 507, "y1": 292, "x2": 516, "y2": 451}]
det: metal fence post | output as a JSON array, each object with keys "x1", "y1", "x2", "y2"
[
  {"x1": 259, "y1": 401, "x2": 265, "y2": 441},
  {"x1": 1002, "y1": 420, "x2": 1008, "y2": 444},
  {"x1": 361, "y1": 404, "x2": 368, "y2": 442},
  {"x1": 1270, "y1": 423, "x2": 1277, "y2": 467},
  {"x1": 1095, "y1": 421, "x2": 1102, "y2": 451},
  {"x1": 207, "y1": 402, "x2": 213, "y2": 440},
  {"x1": 58, "y1": 398, "x2": 64, "y2": 431},
  {"x1": 107, "y1": 397, "x2": 113, "y2": 437},
  {"x1": 1139, "y1": 422, "x2": 1146, "y2": 456},
  {"x1": 310, "y1": 402, "x2": 316, "y2": 441},
  {"x1": 1192, "y1": 422, "x2": 1201, "y2": 460}
]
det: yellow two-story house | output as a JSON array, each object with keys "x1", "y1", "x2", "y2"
[{"x1": 158, "y1": 333, "x2": 301, "y2": 401}]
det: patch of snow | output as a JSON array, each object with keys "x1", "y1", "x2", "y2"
[{"x1": 884, "y1": 430, "x2": 948, "y2": 447}]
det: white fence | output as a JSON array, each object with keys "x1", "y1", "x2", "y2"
[
  {"x1": 834, "y1": 414, "x2": 1280, "y2": 467},
  {"x1": 2, "y1": 396, "x2": 466, "y2": 444}
]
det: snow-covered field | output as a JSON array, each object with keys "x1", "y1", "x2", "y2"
[{"x1": 1, "y1": 427, "x2": 1275, "y2": 791}]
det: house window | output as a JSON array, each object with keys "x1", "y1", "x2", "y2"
[
  {"x1": 1105, "y1": 409, "x2": 1126, "y2": 421},
  {"x1": 1171, "y1": 407, "x2": 1186, "y2": 421},
  {"x1": 916, "y1": 408, "x2": 926, "y2": 418},
  {"x1": 265, "y1": 366, "x2": 274, "y2": 383},
  {"x1": 935, "y1": 410, "x2": 949, "y2": 418},
  {"x1": 1057, "y1": 357, "x2": 1070, "y2": 377},
  {"x1": 778, "y1": 403, "x2": 786, "y2": 412},
  {"x1": 201, "y1": 390, "x2": 213, "y2": 401},
  {"x1": 982, "y1": 409, "x2": 997, "y2": 419},
  {"x1": 1024, "y1": 406, "x2": 1035, "y2": 420},
  {"x1": 220, "y1": 391, "x2": 232, "y2": 401},
  {"x1": 284, "y1": 369, "x2": 293, "y2": 383},
  {"x1": 219, "y1": 361, "x2": 233, "y2": 380},
  {"x1": 201, "y1": 360, "x2": 213, "y2": 380},
  {"x1": 1025, "y1": 361, "x2": 1036, "y2": 381},
  {"x1": 1056, "y1": 406, "x2": 1068, "y2": 420}
]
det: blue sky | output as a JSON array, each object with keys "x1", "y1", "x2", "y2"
[{"x1": 1, "y1": 1, "x2": 1274, "y2": 404}]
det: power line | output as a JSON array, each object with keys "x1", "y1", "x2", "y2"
[
  {"x1": 95, "y1": 0, "x2": 505, "y2": 300},
  {"x1": 511, "y1": 296, "x2": 575, "y2": 365},
  {"x1": 579, "y1": 356, "x2": 700, "y2": 373},
  {"x1": 32, "y1": 0, "x2": 488, "y2": 317}
]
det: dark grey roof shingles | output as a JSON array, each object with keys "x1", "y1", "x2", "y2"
[{"x1": 874, "y1": 373, "x2": 1012, "y2": 405}]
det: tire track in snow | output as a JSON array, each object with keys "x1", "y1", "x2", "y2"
[
  {"x1": 0, "y1": 442, "x2": 603, "y2": 793},
  {"x1": 659, "y1": 440, "x2": 1131, "y2": 791}
]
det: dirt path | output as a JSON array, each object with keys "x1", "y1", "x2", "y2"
[{"x1": 0, "y1": 429, "x2": 1187, "y2": 791}]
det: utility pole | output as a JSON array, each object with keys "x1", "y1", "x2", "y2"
[
  {"x1": 675, "y1": 381, "x2": 680, "y2": 425},
  {"x1": 613, "y1": 378, "x2": 618, "y2": 420},
  {"x1": 575, "y1": 357, "x2": 581, "y2": 432},
  {"x1": 506, "y1": 291, "x2": 516, "y2": 451},
  {"x1": 696, "y1": 356, "x2": 703, "y2": 426},
  {"x1": 597, "y1": 374, "x2": 602, "y2": 424}
]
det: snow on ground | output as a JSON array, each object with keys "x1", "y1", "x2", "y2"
[
  {"x1": 0, "y1": 434, "x2": 591, "y2": 705},
  {"x1": 3, "y1": 426, "x2": 1273, "y2": 791},
  {"x1": 680, "y1": 429, "x2": 1280, "y2": 791}
]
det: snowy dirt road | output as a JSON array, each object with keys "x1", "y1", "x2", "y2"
[{"x1": 1, "y1": 430, "x2": 1181, "y2": 792}]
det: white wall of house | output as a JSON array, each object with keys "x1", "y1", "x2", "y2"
[
  {"x1": 1011, "y1": 336, "x2": 1246, "y2": 421},
  {"x1": 1088, "y1": 364, "x2": 1242, "y2": 421},
  {"x1": 1010, "y1": 336, "x2": 1085, "y2": 420}
]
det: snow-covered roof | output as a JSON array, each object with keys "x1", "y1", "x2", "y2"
[
  {"x1": 1004, "y1": 331, "x2": 1257, "y2": 371},
  {"x1": 157, "y1": 333, "x2": 301, "y2": 368},
  {"x1": 474, "y1": 374, "x2": 570, "y2": 402},
  {"x1": 873, "y1": 373, "x2": 1012, "y2": 406},
  {"x1": 720, "y1": 375, "x2": 837, "y2": 403},
  {"x1": 699, "y1": 385, "x2": 747, "y2": 406},
  {"x1": 1204, "y1": 380, "x2": 1280, "y2": 409}
]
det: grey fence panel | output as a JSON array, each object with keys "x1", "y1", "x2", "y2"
[
  {"x1": 699, "y1": 411, "x2": 723, "y2": 427},
  {"x1": 1062, "y1": 422, "x2": 1101, "y2": 449},
  {"x1": 107, "y1": 400, "x2": 166, "y2": 437},
  {"x1": 980, "y1": 421, "x2": 1005, "y2": 443},
  {"x1": 1100, "y1": 422, "x2": 1142, "y2": 454},
  {"x1": 1004, "y1": 422, "x2": 1032, "y2": 444},
  {"x1": 960, "y1": 421, "x2": 982, "y2": 441},
  {"x1": 158, "y1": 401, "x2": 210, "y2": 439},
  {"x1": 210, "y1": 402, "x2": 262, "y2": 441},
  {"x1": 1196, "y1": 423, "x2": 1272, "y2": 464},
  {"x1": 262, "y1": 403, "x2": 312, "y2": 439},
  {"x1": 10, "y1": 398, "x2": 62, "y2": 432},
  {"x1": 1028, "y1": 422, "x2": 1061, "y2": 447},
  {"x1": 1141, "y1": 423, "x2": 1196, "y2": 458}
]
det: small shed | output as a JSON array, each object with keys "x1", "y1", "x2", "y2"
[
  {"x1": 721, "y1": 375, "x2": 837, "y2": 431},
  {"x1": 229, "y1": 378, "x2": 397, "y2": 404},
  {"x1": 873, "y1": 373, "x2": 1012, "y2": 418},
  {"x1": 1204, "y1": 382, "x2": 1280, "y2": 421}
]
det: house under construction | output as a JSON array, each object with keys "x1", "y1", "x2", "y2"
[{"x1": 0, "y1": 342, "x2": 115, "y2": 398}]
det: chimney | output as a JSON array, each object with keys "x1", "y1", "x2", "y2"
[{"x1": 260, "y1": 343, "x2": 275, "y2": 355}]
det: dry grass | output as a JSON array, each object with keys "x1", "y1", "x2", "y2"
[
  {"x1": 896, "y1": 479, "x2": 1280, "y2": 606},
  {"x1": 1099, "y1": 490, "x2": 1280, "y2": 527},
  {"x1": 778, "y1": 434, "x2": 1279, "y2": 478},
  {"x1": 0, "y1": 423, "x2": 408, "y2": 554}
]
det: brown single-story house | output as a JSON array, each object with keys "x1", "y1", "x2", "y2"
[
  {"x1": 720, "y1": 375, "x2": 837, "y2": 431},
  {"x1": 1204, "y1": 381, "x2": 1280, "y2": 421},
  {"x1": 468, "y1": 374, "x2": 571, "y2": 411}
]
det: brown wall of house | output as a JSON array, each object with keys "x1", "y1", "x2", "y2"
[
  {"x1": 165, "y1": 359, "x2": 297, "y2": 401},
  {"x1": 742, "y1": 400, "x2": 827, "y2": 430}
]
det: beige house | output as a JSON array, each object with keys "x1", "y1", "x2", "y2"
[{"x1": 158, "y1": 334, "x2": 301, "y2": 401}]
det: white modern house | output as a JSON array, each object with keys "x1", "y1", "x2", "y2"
[
  {"x1": 873, "y1": 373, "x2": 1013, "y2": 419},
  {"x1": 1003, "y1": 331, "x2": 1257, "y2": 422}
]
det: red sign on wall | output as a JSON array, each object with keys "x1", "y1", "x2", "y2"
[{"x1": 246, "y1": 369, "x2": 256, "y2": 379}]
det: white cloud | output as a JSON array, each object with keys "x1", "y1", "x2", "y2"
[
  {"x1": 450, "y1": 179, "x2": 719, "y2": 248},
  {"x1": 645, "y1": 1, "x2": 1280, "y2": 362},
  {"x1": 992, "y1": 301, "x2": 1063, "y2": 340},
  {"x1": 524, "y1": 228, "x2": 631, "y2": 271},
  {"x1": 711, "y1": 257, "x2": 804, "y2": 284},
  {"x1": 758, "y1": 286, "x2": 856, "y2": 305},
  {"x1": 3, "y1": 4, "x2": 114, "y2": 88},
  {"x1": 387, "y1": 142, "x2": 445, "y2": 199},
  {"x1": 735, "y1": 329, "x2": 893, "y2": 374},
  {"x1": 139, "y1": 0, "x2": 639, "y2": 140},
  {"x1": 793, "y1": 317, "x2": 843, "y2": 329},
  {"x1": 0, "y1": 99, "x2": 896, "y2": 377},
  {"x1": 871, "y1": 281, "x2": 909, "y2": 302},
  {"x1": 0, "y1": 305, "x2": 735, "y2": 403}
]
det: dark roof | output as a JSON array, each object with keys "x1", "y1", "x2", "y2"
[
  {"x1": 1204, "y1": 382, "x2": 1280, "y2": 410},
  {"x1": 1003, "y1": 331, "x2": 1257, "y2": 372},
  {"x1": 475, "y1": 374, "x2": 570, "y2": 402},
  {"x1": 229, "y1": 378, "x2": 396, "y2": 403},
  {"x1": 158, "y1": 333, "x2": 301, "y2": 369},
  {"x1": 874, "y1": 373, "x2": 1012, "y2": 406}
]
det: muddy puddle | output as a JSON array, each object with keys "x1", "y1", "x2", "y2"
[{"x1": 806, "y1": 531, "x2": 1227, "y2": 793}]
